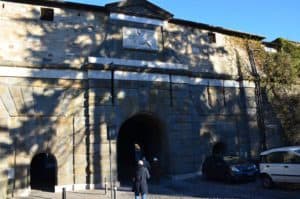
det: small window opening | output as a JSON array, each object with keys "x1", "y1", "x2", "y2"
[
  {"x1": 40, "y1": 8, "x2": 54, "y2": 21},
  {"x1": 208, "y1": 32, "x2": 216, "y2": 43},
  {"x1": 2, "y1": 3, "x2": 5, "y2": 9}
]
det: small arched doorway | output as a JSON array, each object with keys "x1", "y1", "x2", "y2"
[
  {"x1": 30, "y1": 153, "x2": 57, "y2": 192},
  {"x1": 212, "y1": 142, "x2": 227, "y2": 156},
  {"x1": 117, "y1": 113, "x2": 167, "y2": 184}
]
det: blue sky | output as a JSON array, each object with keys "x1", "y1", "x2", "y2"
[{"x1": 68, "y1": 0, "x2": 300, "y2": 42}]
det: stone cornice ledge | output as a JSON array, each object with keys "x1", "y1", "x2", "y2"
[
  {"x1": 88, "y1": 57, "x2": 189, "y2": 70},
  {"x1": 0, "y1": 66, "x2": 256, "y2": 88},
  {"x1": 110, "y1": 12, "x2": 168, "y2": 27}
]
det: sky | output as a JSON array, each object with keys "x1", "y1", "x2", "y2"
[{"x1": 68, "y1": 0, "x2": 300, "y2": 42}]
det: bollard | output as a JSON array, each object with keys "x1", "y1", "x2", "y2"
[
  {"x1": 104, "y1": 177, "x2": 108, "y2": 195},
  {"x1": 62, "y1": 187, "x2": 66, "y2": 199},
  {"x1": 113, "y1": 185, "x2": 117, "y2": 199}
]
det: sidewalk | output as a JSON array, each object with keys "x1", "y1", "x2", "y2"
[
  {"x1": 22, "y1": 185, "x2": 197, "y2": 199},
  {"x1": 19, "y1": 177, "x2": 300, "y2": 199}
]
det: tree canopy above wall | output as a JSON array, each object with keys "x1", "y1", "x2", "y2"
[{"x1": 260, "y1": 38, "x2": 300, "y2": 145}]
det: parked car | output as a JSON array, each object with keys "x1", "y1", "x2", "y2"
[
  {"x1": 202, "y1": 155, "x2": 258, "y2": 183},
  {"x1": 260, "y1": 146, "x2": 300, "y2": 188}
]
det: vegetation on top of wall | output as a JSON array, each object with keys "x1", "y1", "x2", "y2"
[
  {"x1": 264, "y1": 38, "x2": 300, "y2": 86},
  {"x1": 255, "y1": 38, "x2": 300, "y2": 145}
]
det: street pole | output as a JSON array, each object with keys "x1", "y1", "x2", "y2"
[
  {"x1": 113, "y1": 185, "x2": 117, "y2": 199},
  {"x1": 109, "y1": 133, "x2": 113, "y2": 199},
  {"x1": 104, "y1": 177, "x2": 107, "y2": 195},
  {"x1": 62, "y1": 188, "x2": 66, "y2": 199},
  {"x1": 107, "y1": 125, "x2": 116, "y2": 199}
]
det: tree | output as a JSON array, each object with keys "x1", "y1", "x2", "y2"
[{"x1": 260, "y1": 39, "x2": 300, "y2": 145}]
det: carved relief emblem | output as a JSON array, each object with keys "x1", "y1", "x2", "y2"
[{"x1": 123, "y1": 27, "x2": 159, "y2": 51}]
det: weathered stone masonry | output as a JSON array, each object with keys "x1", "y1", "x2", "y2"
[{"x1": 0, "y1": 0, "x2": 282, "y2": 197}]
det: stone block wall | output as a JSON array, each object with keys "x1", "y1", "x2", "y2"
[
  {"x1": 0, "y1": 75, "x2": 261, "y2": 197},
  {"x1": 165, "y1": 23, "x2": 252, "y2": 76},
  {"x1": 0, "y1": 1, "x2": 276, "y2": 198},
  {"x1": 0, "y1": 1, "x2": 253, "y2": 78},
  {"x1": 0, "y1": 1, "x2": 106, "y2": 68},
  {"x1": 165, "y1": 83, "x2": 255, "y2": 174},
  {"x1": 0, "y1": 77, "x2": 86, "y2": 197}
]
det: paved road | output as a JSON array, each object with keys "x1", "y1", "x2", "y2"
[
  {"x1": 19, "y1": 177, "x2": 300, "y2": 199},
  {"x1": 174, "y1": 177, "x2": 300, "y2": 199}
]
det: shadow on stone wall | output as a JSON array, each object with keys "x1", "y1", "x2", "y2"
[
  {"x1": 0, "y1": 2, "x2": 257, "y2": 198},
  {"x1": 0, "y1": 5, "x2": 103, "y2": 197}
]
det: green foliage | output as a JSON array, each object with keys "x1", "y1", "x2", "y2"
[
  {"x1": 262, "y1": 39, "x2": 300, "y2": 89},
  {"x1": 276, "y1": 38, "x2": 300, "y2": 77},
  {"x1": 263, "y1": 52, "x2": 295, "y2": 88},
  {"x1": 262, "y1": 39, "x2": 300, "y2": 144}
]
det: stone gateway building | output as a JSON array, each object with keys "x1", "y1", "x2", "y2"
[{"x1": 0, "y1": 0, "x2": 282, "y2": 197}]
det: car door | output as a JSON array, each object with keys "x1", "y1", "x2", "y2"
[
  {"x1": 282, "y1": 151, "x2": 300, "y2": 183},
  {"x1": 260, "y1": 152, "x2": 285, "y2": 182}
]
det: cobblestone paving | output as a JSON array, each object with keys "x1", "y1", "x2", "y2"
[{"x1": 19, "y1": 177, "x2": 300, "y2": 199}]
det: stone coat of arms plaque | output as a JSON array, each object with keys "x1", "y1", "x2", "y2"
[{"x1": 123, "y1": 27, "x2": 159, "y2": 51}]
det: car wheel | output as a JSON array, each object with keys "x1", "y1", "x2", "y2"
[
  {"x1": 249, "y1": 176, "x2": 256, "y2": 182},
  {"x1": 225, "y1": 172, "x2": 233, "y2": 184},
  {"x1": 261, "y1": 175, "x2": 273, "y2": 188}
]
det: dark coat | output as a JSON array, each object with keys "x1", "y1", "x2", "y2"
[
  {"x1": 152, "y1": 161, "x2": 161, "y2": 182},
  {"x1": 133, "y1": 165, "x2": 150, "y2": 194}
]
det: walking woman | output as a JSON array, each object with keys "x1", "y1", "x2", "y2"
[{"x1": 133, "y1": 160, "x2": 150, "y2": 199}]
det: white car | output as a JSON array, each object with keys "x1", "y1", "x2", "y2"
[{"x1": 259, "y1": 146, "x2": 300, "y2": 188}]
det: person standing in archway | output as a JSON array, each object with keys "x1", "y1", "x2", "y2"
[
  {"x1": 133, "y1": 160, "x2": 150, "y2": 199},
  {"x1": 134, "y1": 144, "x2": 143, "y2": 162}
]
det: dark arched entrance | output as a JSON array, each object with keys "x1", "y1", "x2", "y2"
[
  {"x1": 212, "y1": 142, "x2": 227, "y2": 155},
  {"x1": 30, "y1": 153, "x2": 57, "y2": 192},
  {"x1": 117, "y1": 113, "x2": 166, "y2": 184}
]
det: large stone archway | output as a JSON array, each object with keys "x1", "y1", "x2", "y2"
[{"x1": 117, "y1": 113, "x2": 167, "y2": 184}]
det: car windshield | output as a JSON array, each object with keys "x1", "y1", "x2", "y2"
[
  {"x1": 296, "y1": 149, "x2": 300, "y2": 154},
  {"x1": 223, "y1": 156, "x2": 247, "y2": 164}
]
